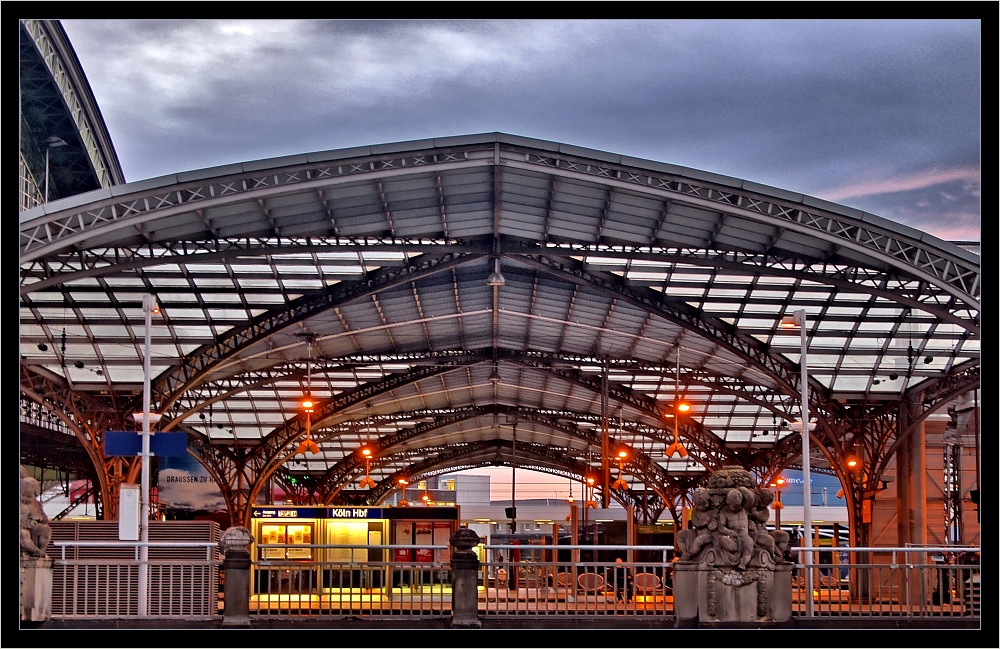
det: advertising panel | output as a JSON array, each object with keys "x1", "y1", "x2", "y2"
[
  {"x1": 414, "y1": 522, "x2": 434, "y2": 562},
  {"x1": 394, "y1": 521, "x2": 413, "y2": 562},
  {"x1": 329, "y1": 520, "x2": 369, "y2": 562},
  {"x1": 433, "y1": 521, "x2": 452, "y2": 563}
]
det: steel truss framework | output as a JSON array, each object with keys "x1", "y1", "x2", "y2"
[
  {"x1": 18, "y1": 20, "x2": 124, "y2": 209},
  {"x1": 20, "y1": 133, "x2": 980, "y2": 544}
]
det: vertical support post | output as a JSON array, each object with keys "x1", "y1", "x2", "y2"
[
  {"x1": 570, "y1": 504, "x2": 579, "y2": 599},
  {"x1": 626, "y1": 504, "x2": 635, "y2": 564},
  {"x1": 449, "y1": 528, "x2": 482, "y2": 627},
  {"x1": 139, "y1": 293, "x2": 155, "y2": 617},
  {"x1": 509, "y1": 421, "x2": 517, "y2": 534},
  {"x1": 796, "y1": 308, "x2": 813, "y2": 617},
  {"x1": 774, "y1": 487, "x2": 782, "y2": 527},
  {"x1": 600, "y1": 361, "x2": 610, "y2": 509}
]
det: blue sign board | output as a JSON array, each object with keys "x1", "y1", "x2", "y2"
[
  {"x1": 251, "y1": 506, "x2": 384, "y2": 519},
  {"x1": 104, "y1": 431, "x2": 188, "y2": 457}
]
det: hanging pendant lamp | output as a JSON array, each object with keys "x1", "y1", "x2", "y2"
[
  {"x1": 665, "y1": 345, "x2": 689, "y2": 458},
  {"x1": 296, "y1": 341, "x2": 320, "y2": 454},
  {"x1": 358, "y1": 446, "x2": 376, "y2": 488},
  {"x1": 611, "y1": 449, "x2": 630, "y2": 490}
]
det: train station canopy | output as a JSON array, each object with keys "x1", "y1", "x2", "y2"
[{"x1": 19, "y1": 132, "x2": 980, "y2": 522}]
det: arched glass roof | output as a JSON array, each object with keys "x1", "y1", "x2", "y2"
[{"x1": 19, "y1": 133, "x2": 980, "y2": 522}]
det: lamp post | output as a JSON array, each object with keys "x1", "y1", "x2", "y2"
[
  {"x1": 509, "y1": 421, "x2": 517, "y2": 533},
  {"x1": 781, "y1": 308, "x2": 813, "y2": 616},
  {"x1": 138, "y1": 293, "x2": 159, "y2": 617}
]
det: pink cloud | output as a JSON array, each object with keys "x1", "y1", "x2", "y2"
[{"x1": 818, "y1": 167, "x2": 980, "y2": 203}]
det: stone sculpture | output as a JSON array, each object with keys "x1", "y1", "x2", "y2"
[
  {"x1": 20, "y1": 467, "x2": 51, "y2": 558},
  {"x1": 673, "y1": 465, "x2": 793, "y2": 624}
]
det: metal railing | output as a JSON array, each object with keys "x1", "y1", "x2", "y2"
[
  {"x1": 787, "y1": 545, "x2": 981, "y2": 618},
  {"x1": 44, "y1": 542, "x2": 980, "y2": 624},
  {"x1": 250, "y1": 544, "x2": 451, "y2": 618},
  {"x1": 480, "y1": 544, "x2": 672, "y2": 618},
  {"x1": 50, "y1": 541, "x2": 219, "y2": 619}
]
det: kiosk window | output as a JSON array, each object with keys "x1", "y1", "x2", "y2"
[
  {"x1": 260, "y1": 523, "x2": 314, "y2": 559},
  {"x1": 287, "y1": 524, "x2": 313, "y2": 559}
]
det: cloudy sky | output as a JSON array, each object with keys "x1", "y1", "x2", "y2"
[{"x1": 60, "y1": 19, "x2": 981, "y2": 243}]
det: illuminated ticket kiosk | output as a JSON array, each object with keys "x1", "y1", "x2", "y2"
[{"x1": 249, "y1": 505, "x2": 459, "y2": 594}]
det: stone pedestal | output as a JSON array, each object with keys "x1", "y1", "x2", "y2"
[
  {"x1": 674, "y1": 561, "x2": 791, "y2": 625},
  {"x1": 702, "y1": 568, "x2": 769, "y2": 622},
  {"x1": 770, "y1": 562, "x2": 793, "y2": 622},
  {"x1": 20, "y1": 557, "x2": 53, "y2": 623},
  {"x1": 220, "y1": 526, "x2": 253, "y2": 627},
  {"x1": 673, "y1": 561, "x2": 699, "y2": 627},
  {"x1": 449, "y1": 527, "x2": 482, "y2": 628}
]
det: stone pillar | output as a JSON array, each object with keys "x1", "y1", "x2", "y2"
[
  {"x1": 673, "y1": 561, "x2": 699, "y2": 627},
  {"x1": 449, "y1": 527, "x2": 482, "y2": 628},
  {"x1": 220, "y1": 526, "x2": 254, "y2": 627},
  {"x1": 20, "y1": 557, "x2": 53, "y2": 623},
  {"x1": 769, "y1": 561, "x2": 793, "y2": 622}
]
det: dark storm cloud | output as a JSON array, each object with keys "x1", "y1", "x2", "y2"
[{"x1": 60, "y1": 18, "x2": 980, "y2": 241}]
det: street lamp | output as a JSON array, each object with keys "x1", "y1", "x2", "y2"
[
  {"x1": 137, "y1": 293, "x2": 160, "y2": 617},
  {"x1": 780, "y1": 308, "x2": 814, "y2": 616}
]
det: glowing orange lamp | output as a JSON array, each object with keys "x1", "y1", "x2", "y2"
[
  {"x1": 665, "y1": 346, "x2": 689, "y2": 458},
  {"x1": 397, "y1": 477, "x2": 410, "y2": 506},
  {"x1": 295, "y1": 394, "x2": 320, "y2": 454},
  {"x1": 358, "y1": 447, "x2": 376, "y2": 488},
  {"x1": 611, "y1": 449, "x2": 630, "y2": 490},
  {"x1": 585, "y1": 475, "x2": 598, "y2": 509}
]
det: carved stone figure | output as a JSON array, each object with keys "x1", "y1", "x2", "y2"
[
  {"x1": 751, "y1": 489, "x2": 781, "y2": 561},
  {"x1": 676, "y1": 487, "x2": 714, "y2": 561},
  {"x1": 716, "y1": 487, "x2": 754, "y2": 570},
  {"x1": 770, "y1": 528, "x2": 791, "y2": 558},
  {"x1": 20, "y1": 469, "x2": 51, "y2": 558}
]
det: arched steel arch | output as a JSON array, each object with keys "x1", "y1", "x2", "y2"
[{"x1": 19, "y1": 20, "x2": 124, "y2": 203}]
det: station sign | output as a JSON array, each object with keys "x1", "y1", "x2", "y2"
[{"x1": 251, "y1": 506, "x2": 384, "y2": 519}]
